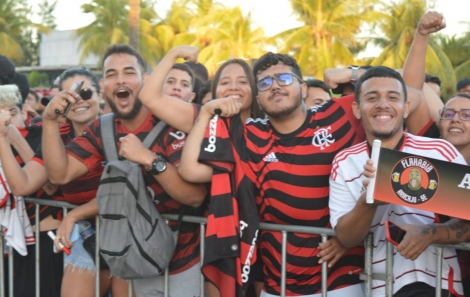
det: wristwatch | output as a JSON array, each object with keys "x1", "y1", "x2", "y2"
[
  {"x1": 348, "y1": 65, "x2": 361, "y2": 82},
  {"x1": 145, "y1": 155, "x2": 167, "y2": 175}
]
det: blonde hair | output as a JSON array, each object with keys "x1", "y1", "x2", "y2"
[{"x1": 0, "y1": 85, "x2": 21, "y2": 108}]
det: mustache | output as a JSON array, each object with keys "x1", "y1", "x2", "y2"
[
  {"x1": 268, "y1": 90, "x2": 288, "y2": 100},
  {"x1": 113, "y1": 86, "x2": 132, "y2": 96}
]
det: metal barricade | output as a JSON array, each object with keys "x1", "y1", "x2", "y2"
[{"x1": 0, "y1": 198, "x2": 469, "y2": 297}]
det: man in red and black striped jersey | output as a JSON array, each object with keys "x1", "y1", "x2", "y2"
[
  {"x1": 245, "y1": 53, "x2": 366, "y2": 296},
  {"x1": 41, "y1": 44, "x2": 207, "y2": 297},
  {"x1": 0, "y1": 84, "x2": 63, "y2": 297}
]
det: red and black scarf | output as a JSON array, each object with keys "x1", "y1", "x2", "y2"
[{"x1": 198, "y1": 115, "x2": 259, "y2": 297}]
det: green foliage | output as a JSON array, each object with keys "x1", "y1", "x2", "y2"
[
  {"x1": 28, "y1": 70, "x2": 50, "y2": 88},
  {"x1": 274, "y1": 0, "x2": 380, "y2": 79},
  {"x1": 436, "y1": 33, "x2": 470, "y2": 82},
  {"x1": 0, "y1": 0, "x2": 54, "y2": 66},
  {"x1": 76, "y1": 0, "x2": 161, "y2": 66}
]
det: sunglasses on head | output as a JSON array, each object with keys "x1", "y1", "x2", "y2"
[
  {"x1": 256, "y1": 73, "x2": 303, "y2": 92},
  {"x1": 440, "y1": 108, "x2": 470, "y2": 121},
  {"x1": 79, "y1": 88, "x2": 98, "y2": 100}
]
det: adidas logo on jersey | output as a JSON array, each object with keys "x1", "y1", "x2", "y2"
[{"x1": 263, "y1": 152, "x2": 278, "y2": 162}]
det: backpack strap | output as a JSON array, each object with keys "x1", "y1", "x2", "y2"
[
  {"x1": 142, "y1": 120, "x2": 167, "y2": 149},
  {"x1": 100, "y1": 113, "x2": 119, "y2": 162}
]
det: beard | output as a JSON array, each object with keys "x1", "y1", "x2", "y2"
[
  {"x1": 262, "y1": 89, "x2": 303, "y2": 119},
  {"x1": 370, "y1": 118, "x2": 404, "y2": 140},
  {"x1": 106, "y1": 96, "x2": 142, "y2": 120}
]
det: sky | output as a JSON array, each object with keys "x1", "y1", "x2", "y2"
[{"x1": 28, "y1": 0, "x2": 470, "y2": 57}]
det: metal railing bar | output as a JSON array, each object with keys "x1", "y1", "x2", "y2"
[
  {"x1": 321, "y1": 234, "x2": 328, "y2": 297},
  {"x1": 199, "y1": 223, "x2": 205, "y2": 297},
  {"x1": 8, "y1": 246, "x2": 13, "y2": 297},
  {"x1": 95, "y1": 217, "x2": 101, "y2": 297},
  {"x1": 15, "y1": 197, "x2": 470, "y2": 297},
  {"x1": 35, "y1": 205, "x2": 40, "y2": 297},
  {"x1": 0, "y1": 233, "x2": 4, "y2": 297},
  {"x1": 435, "y1": 247, "x2": 443, "y2": 297},
  {"x1": 385, "y1": 241, "x2": 394, "y2": 297},
  {"x1": 280, "y1": 231, "x2": 287, "y2": 297}
]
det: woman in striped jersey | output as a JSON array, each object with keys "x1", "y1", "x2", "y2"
[{"x1": 0, "y1": 67, "x2": 131, "y2": 297}]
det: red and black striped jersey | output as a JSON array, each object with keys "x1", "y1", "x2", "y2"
[
  {"x1": 244, "y1": 95, "x2": 366, "y2": 295},
  {"x1": 33, "y1": 123, "x2": 102, "y2": 205},
  {"x1": 15, "y1": 126, "x2": 58, "y2": 224},
  {"x1": 64, "y1": 112, "x2": 200, "y2": 274},
  {"x1": 199, "y1": 115, "x2": 259, "y2": 297}
]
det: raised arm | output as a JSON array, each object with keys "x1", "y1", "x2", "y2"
[
  {"x1": 402, "y1": 11, "x2": 446, "y2": 134},
  {"x1": 0, "y1": 113, "x2": 49, "y2": 196},
  {"x1": 139, "y1": 46, "x2": 200, "y2": 133},
  {"x1": 42, "y1": 90, "x2": 89, "y2": 185},
  {"x1": 178, "y1": 97, "x2": 242, "y2": 183}
]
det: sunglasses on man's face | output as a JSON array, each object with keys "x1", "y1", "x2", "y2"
[
  {"x1": 440, "y1": 108, "x2": 470, "y2": 121},
  {"x1": 79, "y1": 88, "x2": 98, "y2": 100},
  {"x1": 256, "y1": 73, "x2": 303, "y2": 92}
]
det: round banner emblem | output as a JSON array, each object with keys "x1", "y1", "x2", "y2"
[{"x1": 391, "y1": 156, "x2": 439, "y2": 205}]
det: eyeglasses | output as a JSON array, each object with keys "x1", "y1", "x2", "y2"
[
  {"x1": 440, "y1": 108, "x2": 470, "y2": 121},
  {"x1": 256, "y1": 73, "x2": 303, "y2": 92},
  {"x1": 79, "y1": 88, "x2": 98, "y2": 100}
]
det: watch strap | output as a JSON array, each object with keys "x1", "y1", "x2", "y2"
[{"x1": 349, "y1": 65, "x2": 360, "y2": 83}]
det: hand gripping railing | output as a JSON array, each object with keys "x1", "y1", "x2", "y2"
[{"x1": 0, "y1": 198, "x2": 469, "y2": 297}]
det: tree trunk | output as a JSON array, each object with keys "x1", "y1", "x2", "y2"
[{"x1": 129, "y1": 0, "x2": 140, "y2": 51}]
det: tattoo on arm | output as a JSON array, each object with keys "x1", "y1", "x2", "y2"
[
  {"x1": 447, "y1": 220, "x2": 470, "y2": 239},
  {"x1": 420, "y1": 224, "x2": 437, "y2": 236}
]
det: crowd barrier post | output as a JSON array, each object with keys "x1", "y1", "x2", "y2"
[
  {"x1": 361, "y1": 232, "x2": 374, "y2": 297},
  {"x1": 280, "y1": 230, "x2": 287, "y2": 297},
  {"x1": 321, "y1": 234, "x2": 328, "y2": 297},
  {"x1": 8, "y1": 246, "x2": 13, "y2": 297},
  {"x1": 95, "y1": 216, "x2": 101, "y2": 297},
  {"x1": 385, "y1": 241, "x2": 394, "y2": 296},
  {"x1": 199, "y1": 223, "x2": 206, "y2": 297},
  {"x1": 0, "y1": 233, "x2": 4, "y2": 297},
  {"x1": 435, "y1": 247, "x2": 443, "y2": 297},
  {"x1": 35, "y1": 205, "x2": 40, "y2": 297}
]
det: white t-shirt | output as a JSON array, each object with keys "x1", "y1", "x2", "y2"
[{"x1": 329, "y1": 133, "x2": 465, "y2": 297}]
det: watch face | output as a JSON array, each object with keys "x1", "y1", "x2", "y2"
[{"x1": 155, "y1": 160, "x2": 166, "y2": 172}]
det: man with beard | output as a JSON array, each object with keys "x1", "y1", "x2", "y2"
[
  {"x1": 41, "y1": 44, "x2": 207, "y2": 297},
  {"x1": 329, "y1": 65, "x2": 465, "y2": 296},
  {"x1": 186, "y1": 51, "x2": 367, "y2": 296},
  {"x1": 402, "y1": 167, "x2": 427, "y2": 199}
]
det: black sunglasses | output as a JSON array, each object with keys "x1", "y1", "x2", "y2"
[
  {"x1": 440, "y1": 108, "x2": 470, "y2": 121},
  {"x1": 40, "y1": 88, "x2": 98, "y2": 106},
  {"x1": 256, "y1": 73, "x2": 303, "y2": 92},
  {"x1": 79, "y1": 88, "x2": 98, "y2": 100}
]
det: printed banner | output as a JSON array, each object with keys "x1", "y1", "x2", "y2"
[{"x1": 374, "y1": 148, "x2": 470, "y2": 220}]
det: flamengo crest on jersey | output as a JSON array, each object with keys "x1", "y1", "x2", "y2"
[{"x1": 312, "y1": 125, "x2": 335, "y2": 150}]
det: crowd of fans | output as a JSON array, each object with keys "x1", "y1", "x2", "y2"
[{"x1": 1, "y1": 10, "x2": 470, "y2": 297}]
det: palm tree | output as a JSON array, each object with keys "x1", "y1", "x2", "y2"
[
  {"x1": 370, "y1": 0, "x2": 456, "y2": 98},
  {"x1": 192, "y1": 6, "x2": 267, "y2": 76},
  {"x1": 76, "y1": 0, "x2": 129, "y2": 63},
  {"x1": 76, "y1": 0, "x2": 158, "y2": 65},
  {"x1": 129, "y1": 0, "x2": 141, "y2": 51},
  {"x1": 274, "y1": 0, "x2": 379, "y2": 79},
  {"x1": 0, "y1": 0, "x2": 49, "y2": 63},
  {"x1": 435, "y1": 24, "x2": 470, "y2": 82}
]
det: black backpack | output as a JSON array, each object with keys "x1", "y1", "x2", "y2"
[{"x1": 97, "y1": 114, "x2": 179, "y2": 279}]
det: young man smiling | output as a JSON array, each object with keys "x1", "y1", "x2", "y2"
[{"x1": 329, "y1": 65, "x2": 465, "y2": 297}]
